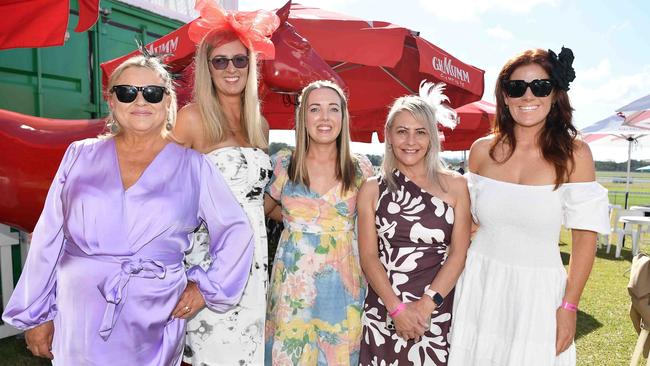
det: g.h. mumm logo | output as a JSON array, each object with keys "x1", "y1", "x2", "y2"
[{"x1": 432, "y1": 56, "x2": 470, "y2": 83}]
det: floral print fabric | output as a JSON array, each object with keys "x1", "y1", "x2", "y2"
[{"x1": 265, "y1": 149, "x2": 373, "y2": 366}]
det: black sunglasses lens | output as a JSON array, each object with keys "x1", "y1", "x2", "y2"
[
  {"x1": 114, "y1": 86, "x2": 137, "y2": 103},
  {"x1": 530, "y1": 80, "x2": 553, "y2": 97},
  {"x1": 232, "y1": 55, "x2": 249, "y2": 68},
  {"x1": 143, "y1": 86, "x2": 165, "y2": 103},
  {"x1": 504, "y1": 80, "x2": 527, "y2": 98},
  {"x1": 211, "y1": 57, "x2": 229, "y2": 70}
]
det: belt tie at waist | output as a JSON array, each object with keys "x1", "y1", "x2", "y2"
[{"x1": 97, "y1": 258, "x2": 166, "y2": 340}]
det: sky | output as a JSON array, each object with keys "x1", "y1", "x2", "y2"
[{"x1": 239, "y1": 0, "x2": 650, "y2": 162}]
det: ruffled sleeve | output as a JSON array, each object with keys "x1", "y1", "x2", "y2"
[
  {"x1": 186, "y1": 156, "x2": 254, "y2": 312},
  {"x1": 561, "y1": 182, "x2": 610, "y2": 234},
  {"x1": 265, "y1": 149, "x2": 292, "y2": 201},
  {"x1": 2, "y1": 141, "x2": 81, "y2": 329}
]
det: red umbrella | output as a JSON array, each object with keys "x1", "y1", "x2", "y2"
[
  {"x1": 441, "y1": 100, "x2": 495, "y2": 151},
  {"x1": 265, "y1": 1, "x2": 485, "y2": 142}
]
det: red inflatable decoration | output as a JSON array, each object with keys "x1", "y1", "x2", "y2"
[{"x1": 0, "y1": 109, "x2": 105, "y2": 232}]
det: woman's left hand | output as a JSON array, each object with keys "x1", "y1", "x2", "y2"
[
  {"x1": 555, "y1": 307, "x2": 577, "y2": 355},
  {"x1": 172, "y1": 281, "x2": 206, "y2": 319}
]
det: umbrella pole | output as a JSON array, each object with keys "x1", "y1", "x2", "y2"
[{"x1": 625, "y1": 137, "x2": 633, "y2": 209}]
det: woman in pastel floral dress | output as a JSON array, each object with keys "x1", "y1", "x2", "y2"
[{"x1": 264, "y1": 80, "x2": 373, "y2": 365}]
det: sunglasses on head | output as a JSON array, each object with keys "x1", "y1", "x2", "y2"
[
  {"x1": 210, "y1": 54, "x2": 249, "y2": 70},
  {"x1": 502, "y1": 79, "x2": 554, "y2": 98},
  {"x1": 111, "y1": 85, "x2": 168, "y2": 103}
]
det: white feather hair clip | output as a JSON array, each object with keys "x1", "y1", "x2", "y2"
[{"x1": 418, "y1": 80, "x2": 458, "y2": 129}]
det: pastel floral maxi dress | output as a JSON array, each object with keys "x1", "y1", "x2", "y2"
[{"x1": 264, "y1": 149, "x2": 373, "y2": 365}]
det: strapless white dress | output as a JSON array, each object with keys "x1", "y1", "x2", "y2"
[{"x1": 448, "y1": 173, "x2": 609, "y2": 366}]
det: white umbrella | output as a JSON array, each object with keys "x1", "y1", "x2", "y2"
[
  {"x1": 636, "y1": 165, "x2": 650, "y2": 172},
  {"x1": 581, "y1": 112, "x2": 650, "y2": 207},
  {"x1": 618, "y1": 94, "x2": 650, "y2": 113}
]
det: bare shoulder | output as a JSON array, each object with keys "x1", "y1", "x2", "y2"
[
  {"x1": 177, "y1": 103, "x2": 203, "y2": 127},
  {"x1": 569, "y1": 139, "x2": 596, "y2": 182},
  {"x1": 173, "y1": 103, "x2": 204, "y2": 146},
  {"x1": 468, "y1": 135, "x2": 494, "y2": 171},
  {"x1": 358, "y1": 176, "x2": 380, "y2": 202},
  {"x1": 442, "y1": 172, "x2": 469, "y2": 195}
]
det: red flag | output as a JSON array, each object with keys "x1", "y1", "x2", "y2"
[
  {"x1": 75, "y1": 0, "x2": 100, "y2": 33},
  {"x1": 0, "y1": 0, "x2": 69, "y2": 50}
]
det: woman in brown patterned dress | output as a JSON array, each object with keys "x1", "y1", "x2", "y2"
[{"x1": 358, "y1": 83, "x2": 472, "y2": 365}]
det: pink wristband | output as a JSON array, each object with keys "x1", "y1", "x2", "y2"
[
  {"x1": 560, "y1": 301, "x2": 578, "y2": 312},
  {"x1": 389, "y1": 302, "x2": 406, "y2": 317}
]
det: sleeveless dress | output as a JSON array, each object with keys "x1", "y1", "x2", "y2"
[
  {"x1": 448, "y1": 173, "x2": 610, "y2": 366},
  {"x1": 264, "y1": 149, "x2": 374, "y2": 366},
  {"x1": 360, "y1": 170, "x2": 456, "y2": 366},
  {"x1": 184, "y1": 147, "x2": 271, "y2": 366}
]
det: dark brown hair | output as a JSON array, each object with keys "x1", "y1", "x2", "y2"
[{"x1": 491, "y1": 48, "x2": 577, "y2": 188}]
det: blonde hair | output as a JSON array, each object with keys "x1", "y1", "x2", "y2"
[
  {"x1": 289, "y1": 80, "x2": 357, "y2": 193},
  {"x1": 382, "y1": 95, "x2": 451, "y2": 191},
  {"x1": 193, "y1": 30, "x2": 267, "y2": 149},
  {"x1": 105, "y1": 55, "x2": 177, "y2": 138}
]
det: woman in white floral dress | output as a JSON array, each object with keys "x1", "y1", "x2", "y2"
[
  {"x1": 171, "y1": 3, "x2": 278, "y2": 364},
  {"x1": 357, "y1": 83, "x2": 471, "y2": 365}
]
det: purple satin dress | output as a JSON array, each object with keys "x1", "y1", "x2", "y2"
[{"x1": 2, "y1": 138, "x2": 254, "y2": 365}]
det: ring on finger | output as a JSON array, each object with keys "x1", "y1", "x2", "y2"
[{"x1": 184, "y1": 306, "x2": 191, "y2": 313}]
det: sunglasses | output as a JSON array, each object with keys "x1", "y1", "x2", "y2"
[
  {"x1": 210, "y1": 54, "x2": 249, "y2": 70},
  {"x1": 502, "y1": 79, "x2": 554, "y2": 98},
  {"x1": 111, "y1": 85, "x2": 168, "y2": 103}
]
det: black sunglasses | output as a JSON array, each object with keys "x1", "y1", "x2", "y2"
[
  {"x1": 502, "y1": 79, "x2": 554, "y2": 98},
  {"x1": 111, "y1": 85, "x2": 168, "y2": 103},
  {"x1": 210, "y1": 54, "x2": 249, "y2": 70}
]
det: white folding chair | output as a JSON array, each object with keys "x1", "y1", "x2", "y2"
[{"x1": 599, "y1": 204, "x2": 621, "y2": 250}]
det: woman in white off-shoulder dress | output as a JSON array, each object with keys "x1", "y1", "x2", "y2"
[{"x1": 448, "y1": 47, "x2": 610, "y2": 366}]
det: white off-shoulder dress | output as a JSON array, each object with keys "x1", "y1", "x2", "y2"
[{"x1": 448, "y1": 173, "x2": 610, "y2": 366}]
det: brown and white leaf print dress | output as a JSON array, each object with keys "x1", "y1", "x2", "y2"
[{"x1": 360, "y1": 171, "x2": 455, "y2": 366}]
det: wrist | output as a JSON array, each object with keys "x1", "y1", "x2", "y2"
[
  {"x1": 560, "y1": 300, "x2": 578, "y2": 312},
  {"x1": 389, "y1": 302, "x2": 406, "y2": 317}
]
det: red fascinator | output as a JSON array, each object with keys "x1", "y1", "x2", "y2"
[{"x1": 188, "y1": 0, "x2": 280, "y2": 60}]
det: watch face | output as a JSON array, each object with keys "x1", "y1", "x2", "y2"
[
  {"x1": 425, "y1": 289, "x2": 444, "y2": 306},
  {"x1": 432, "y1": 292, "x2": 444, "y2": 307}
]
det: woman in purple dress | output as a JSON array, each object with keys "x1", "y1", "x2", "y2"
[
  {"x1": 1, "y1": 55, "x2": 254, "y2": 365},
  {"x1": 358, "y1": 82, "x2": 471, "y2": 365}
]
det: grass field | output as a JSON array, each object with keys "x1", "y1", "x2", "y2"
[{"x1": 0, "y1": 171, "x2": 647, "y2": 365}]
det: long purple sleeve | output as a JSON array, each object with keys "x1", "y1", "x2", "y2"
[
  {"x1": 2, "y1": 142, "x2": 79, "y2": 329},
  {"x1": 186, "y1": 157, "x2": 254, "y2": 312}
]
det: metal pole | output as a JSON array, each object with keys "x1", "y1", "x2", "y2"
[{"x1": 625, "y1": 137, "x2": 633, "y2": 208}]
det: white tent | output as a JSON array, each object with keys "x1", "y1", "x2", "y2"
[{"x1": 636, "y1": 165, "x2": 650, "y2": 171}]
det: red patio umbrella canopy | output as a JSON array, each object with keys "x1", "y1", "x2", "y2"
[
  {"x1": 267, "y1": 3, "x2": 485, "y2": 142},
  {"x1": 441, "y1": 100, "x2": 495, "y2": 151}
]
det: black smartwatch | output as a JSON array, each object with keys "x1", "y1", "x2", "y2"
[{"x1": 424, "y1": 286, "x2": 444, "y2": 307}]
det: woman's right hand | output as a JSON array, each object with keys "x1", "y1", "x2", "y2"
[
  {"x1": 25, "y1": 320, "x2": 54, "y2": 359},
  {"x1": 392, "y1": 303, "x2": 429, "y2": 341}
]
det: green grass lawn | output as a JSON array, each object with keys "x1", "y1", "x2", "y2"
[{"x1": 562, "y1": 229, "x2": 640, "y2": 365}]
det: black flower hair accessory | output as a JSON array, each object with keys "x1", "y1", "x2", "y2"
[{"x1": 548, "y1": 46, "x2": 576, "y2": 91}]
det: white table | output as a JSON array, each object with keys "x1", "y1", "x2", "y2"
[
  {"x1": 631, "y1": 206, "x2": 650, "y2": 215},
  {"x1": 618, "y1": 216, "x2": 650, "y2": 256}
]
